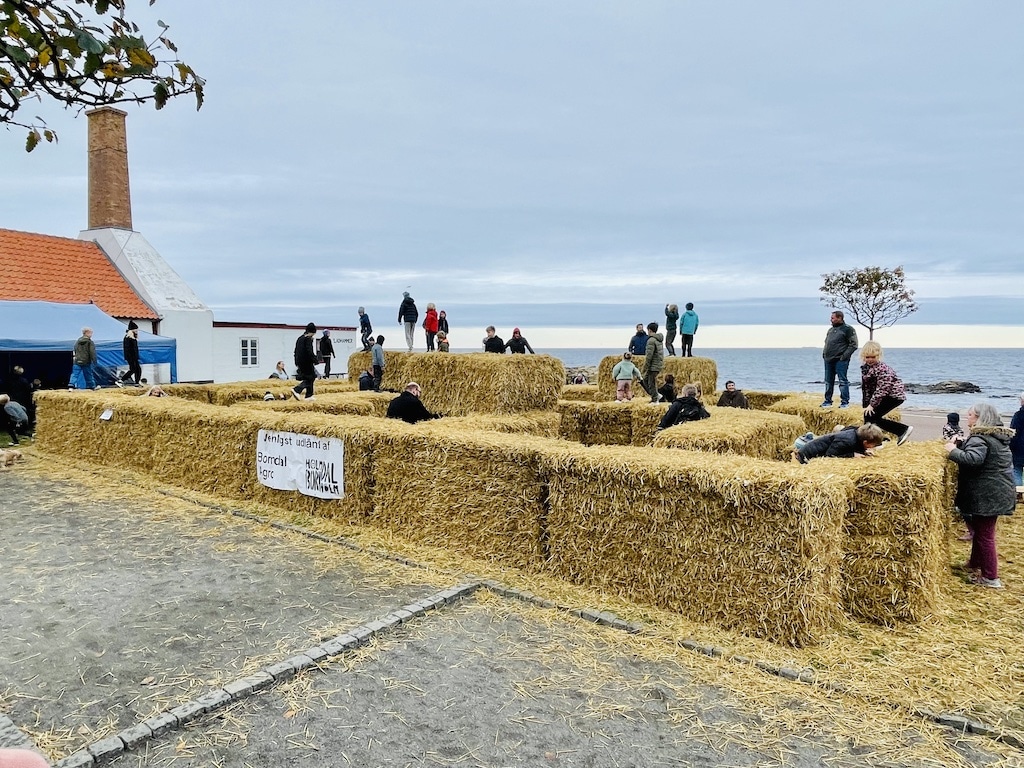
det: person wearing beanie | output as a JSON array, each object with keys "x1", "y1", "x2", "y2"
[
  {"x1": 292, "y1": 323, "x2": 317, "y2": 400},
  {"x1": 318, "y1": 329, "x2": 335, "y2": 377},
  {"x1": 504, "y1": 327, "x2": 535, "y2": 354},
  {"x1": 118, "y1": 321, "x2": 142, "y2": 387},
  {"x1": 397, "y1": 292, "x2": 418, "y2": 352},
  {"x1": 942, "y1": 412, "x2": 965, "y2": 442}
]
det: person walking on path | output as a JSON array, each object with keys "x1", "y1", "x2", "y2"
[
  {"x1": 505, "y1": 328, "x2": 535, "y2": 354},
  {"x1": 641, "y1": 321, "x2": 664, "y2": 403},
  {"x1": 860, "y1": 341, "x2": 912, "y2": 445},
  {"x1": 423, "y1": 303, "x2": 439, "y2": 351},
  {"x1": 664, "y1": 304, "x2": 679, "y2": 357},
  {"x1": 318, "y1": 329, "x2": 335, "y2": 377},
  {"x1": 358, "y1": 307, "x2": 373, "y2": 351},
  {"x1": 398, "y1": 292, "x2": 419, "y2": 352},
  {"x1": 821, "y1": 310, "x2": 858, "y2": 408},
  {"x1": 118, "y1": 321, "x2": 142, "y2": 387},
  {"x1": 680, "y1": 303, "x2": 699, "y2": 357},
  {"x1": 292, "y1": 323, "x2": 318, "y2": 400},
  {"x1": 1010, "y1": 392, "x2": 1024, "y2": 486},
  {"x1": 611, "y1": 352, "x2": 641, "y2": 401},
  {"x1": 70, "y1": 327, "x2": 98, "y2": 390},
  {"x1": 628, "y1": 324, "x2": 648, "y2": 356},
  {"x1": 945, "y1": 403, "x2": 1016, "y2": 589},
  {"x1": 371, "y1": 335, "x2": 386, "y2": 391}
]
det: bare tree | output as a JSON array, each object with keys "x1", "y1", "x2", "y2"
[
  {"x1": 1, "y1": 0, "x2": 203, "y2": 150},
  {"x1": 820, "y1": 266, "x2": 918, "y2": 340}
]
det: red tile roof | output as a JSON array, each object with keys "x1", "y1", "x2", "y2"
[{"x1": 0, "y1": 228, "x2": 157, "y2": 319}]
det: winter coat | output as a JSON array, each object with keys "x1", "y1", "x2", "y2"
[
  {"x1": 371, "y1": 343, "x2": 385, "y2": 369},
  {"x1": 628, "y1": 332, "x2": 648, "y2": 355},
  {"x1": 483, "y1": 335, "x2": 505, "y2": 353},
  {"x1": 318, "y1": 335, "x2": 335, "y2": 360},
  {"x1": 122, "y1": 331, "x2": 139, "y2": 367},
  {"x1": 398, "y1": 297, "x2": 419, "y2": 323},
  {"x1": 664, "y1": 306, "x2": 679, "y2": 332},
  {"x1": 657, "y1": 396, "x2": 710, "y2": 431},
  {"x1": 861, "y1": 361, "x2": 906, "y2": 408},
  {"x1": 294, "y1": 333, "x2": 317, "y2": 377},
  {"x1": 386, "y1": 391, "x2": 440, "y2": 424},
  {"x1": 505, "y1": 335, "x2": 534, "y2": 354},
  {"x1": 1009, "y1": 406, "x2": 1024, "y2": 465},
  {"x1": 643, "y1": 332, "x2": 665, "y2": 373},
  {"x1": 822, "y1": 323, "x2": 858, "y2": 362},
  {"x1": 611, "y1": 360, "x2": 640, "y2": 381},
  {"x1": 797, "y1": 427, "x2": 864, "y2": 463},
  {"x1": 73, "y1": 335, "x2": 96, "y2": 366},
  {"x1": 423, "y1": 308, "x2": 439, "y2": 334},
  {"x1": 359, "y1": 312, "x2": 373, "y2": 333},
  {"x1": 947, "y1": 426, "x2": 1016, "y2": 518},
  {"x1": 680, "y1": 310, "x2": 699, "y2": 335},
  {"x1": 717, "y1": 390, "x2": 750, "y2": 409},
  {"x1": 437, "y1": 315, "x2": 449, "y2": 334}
]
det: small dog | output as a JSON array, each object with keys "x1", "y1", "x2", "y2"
[{"x1": 0, "y1": 448, "x2": 24, "y2": 468}]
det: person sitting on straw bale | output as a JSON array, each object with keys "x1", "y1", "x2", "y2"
[
  {"x1": 269, "y1": 361, "x2": 289, "y2": 379},
  {"x1": 437, "y1": 330, "x2": 450, "y2": 352},
  {"x1": 716, "y1": 380, "x2": 750, "y2": 409},
  {"x1": 658, "y1": 373, "x2": 676, "y2": 404},
  {"x1": 794, "y1": 423, "x2": 884, "y2": 464},
  {"x1": 145, "y1": 385, "x2": 167, "y2": 397},
  {"x1": 483, "y1": 326, "x2": 505, "y2": 353},
  {"x1": 358, "y1": 368, "x2": 375, "y2": 391},
  {"x1": 656, "y1": 383, "x2": 709, "y2": 431},
  {"x1": 611, "y1": 352, "x2": 642, "y2": 401},
  {"x1": 945, "y1": 403, "x2": 1016, "y2": 589},
  {"x1": 386, "y1": 382, "x2": 441, "y2": 424}
]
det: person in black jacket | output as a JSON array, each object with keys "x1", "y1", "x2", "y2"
[
  {"x1": 795, "y1": 423, "x2": 884, "y2": 464},
  {"x1": 386, "y1": 382, "x2": 441, "y2": 424},
  {"x1": 483, "y1": 326, "x2": 505, "y2": 353},
  {"x1": 504, "y1": 327, "x2": 535, "y2": 354},
  {"x1": 398, "y1": 292, "x2": 419, "y2": 352},
  {"x1": 7, "y1": 365, "x2": 35, "y2": 428},
  {"x1": 657, "y1": 384, "x2": 710, "y2": 431},
  {"x1": 318, "y1": 329, "x2": 335, "y2": 378},
  {"x1": 118, "y1": 321, "x2": 142, "y2": 386},
  {"x1": 358, "y1": 307, "x2": 373, "y2": 351},
  {"x1": 292, "y1": 323, "x2": 318, "y2": 400}
]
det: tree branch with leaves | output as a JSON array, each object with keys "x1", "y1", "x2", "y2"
[
  {"x1": 1, "y1": 0, "x2": 203, "y2": 150},
  {"x1": 820, "y1": 266, "x2": 918, "y2": 340}
]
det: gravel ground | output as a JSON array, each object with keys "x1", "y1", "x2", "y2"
[{"x1": 0, "y1": 465, "x2": 1014, "y2": 767}]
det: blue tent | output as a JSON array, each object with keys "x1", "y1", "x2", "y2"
[{"x1": 0, "y1": 300, "x2": 177, "y2": 385}]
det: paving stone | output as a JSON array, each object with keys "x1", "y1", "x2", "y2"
[
  {"x1": 116, "y1": 722, "x2": 153, "y2": 750},
  {"x1": 402, "y1": 602, "x2": 426, "y2": 617},
  {"x1": 283, "y1": 654, "x2": 317, "y2": 673},
  {"x1": 303, "y1": 645, "x2": 329, "y2": 662},
  {"x1": 264, "y1": 661, "x2": 297, "y2": 681},
  {"x1": 319, "y1": 638, "x2": 347, "y2": 656},
  {"x1": 141, "y1": 712, "x2": 178, "y2": 738},
  {"x1": 194, "y1": 689, "x2": 232, "y2": 712},
  {"x1": 87, "y1": 736, "x2": 124, "y2": 760},
  {"x1": 167, "y1": 699, "x2": 208, "y2": 725},
  {"x1": 55, "y1": 751, "x2": 94, "y2": 768},
  {"x1": 245, "y1": 671, "x2": 276, "y2": 692},
  {"x1": 778, "y1": 667, "x2": 801, "y2": 681},
  {"x1": 223, "y1": 678, "x2": 257, "y2": 698},
  {"x1": 933, "y1": 714, "x2": 970, "y2": 732},
  {"x1": 392, "y1": 608, "x2": 415, "y2": 622}
]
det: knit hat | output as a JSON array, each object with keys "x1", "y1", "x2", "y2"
[
  {"x1": 947, "y1": 412, "x2": 960, "y2": 424},
  {"x1": 513, "y1": 327, "x2": 521, "y2": 334},
  {"x1": 322, "y1": 329, "x2": 330, "y2": 336},
  {"x1": 263, "y1": 391, "x2": 275, "y2": 401},
  {"x1": 403, "y1": 292, "x2": 410, "y2": 298},
  {"x1": 305, "y1": 323, "x2": 317, "y2": 333},
  {"x1": 127, "y1": 320, "x2": 138, "y2": 330}
]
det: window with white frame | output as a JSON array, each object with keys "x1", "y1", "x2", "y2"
[{"x1": 240, "y1": 338, "x2": 259, "y2": 367}]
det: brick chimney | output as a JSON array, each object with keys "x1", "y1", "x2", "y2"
[{"x1": 86, "y1": 106, "x2": 133, "y2": 230}]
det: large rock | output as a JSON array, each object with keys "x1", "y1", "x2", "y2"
[{"x1": 904, "y1": 380, "x2": 981, "y2": 394}]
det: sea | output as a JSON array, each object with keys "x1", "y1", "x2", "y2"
[{"x1": 541, "y1": 348, "x2": 1024, "y2": 417}]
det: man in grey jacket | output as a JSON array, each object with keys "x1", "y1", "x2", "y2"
[{"x1": 821, "y1": 311, "x2": 858, "y2": 408}]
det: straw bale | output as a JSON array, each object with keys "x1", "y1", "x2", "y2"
[
  {"x1": 652, "y1": 406, "x2": 807, "y2": 459},
  {"x1": 346, "y1": 350, "x2": 415, "y2": 392},
  {"x1": 596, "y1": 355, "x2": 718, "y2": 399},
  {"x1": 556, "y1": 400, "x2": 648, "y2": 445},
  {"x1": 797, "y1": 442, "x2": 951, "y2": 625},
  {"x1": 442, "y1": 411, "x2": 561, "y2": 438},
  {"x1": 240, "y1": 391, "x2": 391, "y2": 417},
  {"x1": 370, "y1": 425, "x2": 553, "y2": 569},
  {"x1": 161, "y1": 383, "x2": 215, "y2": 403},
  {"x1": 560, "y1": 384, "x2": 606, "y2": 402},
  {"x1": 543, "y1": 446, "x2": 850, "y2": 645},
  {"x1": 768, "y1": 395, "x2": 901, "y2": 436},
  {"x1": 210, "y1": 378, "x2": 356, "y2": 406},
  {"x1": 738, "y1": 390, "x2": 797, "y2": 411},
  {"x1": 352, "y1": 351, "x2": 564, "y2": 415}
]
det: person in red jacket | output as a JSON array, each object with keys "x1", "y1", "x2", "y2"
[{"x1": 423, "y1": 303, "x2": 439, "y2": 351}]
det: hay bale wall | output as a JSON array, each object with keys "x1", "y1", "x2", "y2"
[
  {"x1": 556, "y1": 400, "x2": 647, "y2": 446},
  {"x1": 560, "y1": 384, "x2": 605, "y2": 402},
  {"x1": 348, "y1": 351, "x2": 564, "y2": 415},
  {"x1": 768, "y1": 395, "x2": 901, "y2": 437},
  {"x1": 596, "y1": 355, "x2": 718, "y2": 399},
  {"x1": 652, "y1": 407, "x2": 807, "y2": 460}
]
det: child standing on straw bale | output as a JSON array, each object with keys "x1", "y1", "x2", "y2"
[
  {"x1": 860, "y1": 341, "x2": 912, "y2": 445},
  {"x1": 611, "y1": 352, "x2": 642, "y2": 401},
  {"x1": 664, "y1": 304, "x2": 679, "y2": 357}
]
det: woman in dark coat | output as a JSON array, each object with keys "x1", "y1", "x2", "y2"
[{"x1": 945, "y1": 403, "x2": 1016, "y2": 589}]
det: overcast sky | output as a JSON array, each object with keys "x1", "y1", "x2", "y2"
[{"x1": 3, "y1": 1, "x2": 1022, "y2": 332}]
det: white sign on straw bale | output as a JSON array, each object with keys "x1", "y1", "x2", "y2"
[{"x1": 256, "y1": 429, "x2": 344, "y2": 499}]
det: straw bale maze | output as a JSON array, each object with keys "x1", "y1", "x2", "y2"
[{"x1": 36, "y1": 352, "x2": 953, "y2": 648}]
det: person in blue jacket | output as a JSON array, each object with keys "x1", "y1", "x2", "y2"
[{"x1": 680, "y1": 303, "x2": 699, "y2": 357}]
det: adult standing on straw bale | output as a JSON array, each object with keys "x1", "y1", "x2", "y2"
[
  {"x1": 292, "y1": 323, "x2": 317, "y2": 401},
  {"x1": 483, "y1": 326, "x2": 505, "y2": 353},
  {"x1": 423, "y1": 303, "x2": 439, "y2": 351},
  {"x1": 70, "y1": 327, "x2": 98, "y2": 390},
  {"x1": 656, "y1": 383, "x2": 709, "y2": 430},
  {"x1": 386, "y1": 382, "x2": 441, "y2": 424},
  {"x1": 611, "y1": 352, "x2": 641, "y2": 401},
  {"x1": 794, "y1": 423, "x2": 884, "y2": 463},
  {"x1": 641, "y1": 321, "x2": 664, "y2": 403},
  {"x1": 505, "y1": 327, "x2": 535, "y2": 354},
  {"x1": 680, "y1": 302, "x2": 699, "y2": 357},
  {"x1": 628, "y1": 324, "x2": 648, "y2": 355},
  {"x1": 1009, "y1": 392, "x2": 1024, "y2": 486},
  {"x1": 821, "y1": 310, "x2": 858, "y2": 408},
  {"x1": 945, "y1": 403, "x2": 1016, "y2": 589},
  {"x1": 717, "y1": 380, "x2": 750, "y2": 408},
  {"x1": 664, "y1": 304, "x2": 679, "y2": 357},
  {"x1": 118, "y1": 320, "x2": 141, "y2": 387},
  {"x1": 398, "y1": 292, "x2": 419, "y2": 352},
  {"x1": 371, "y1": 335, "x2": 386, "y2": 391},
  {"x1": 318, "y1": 329, "x2": 335, "y2": 378},
  {"x1": 860, "y1": 341, "x2": 912, "y2": 445},
  {"x1": 358, "y1": 307, "x2": 373, "y2": 351}
]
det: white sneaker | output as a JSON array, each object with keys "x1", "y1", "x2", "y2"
[
  {"x1": 304, "y1": 396, "x2": 316, "y2": 401},
  {"x1": 975, "y1": 575, "x2": 1003, "y2": 589},
  {"x1": 897, "y1": 425, "x2": 914, "y2": 446},
  {"x1": 291, "y1": 390, "x2": 300, "y2": 400},
  {"x1": 114, "y1": 380, "x2": 124, "y2": 388}
]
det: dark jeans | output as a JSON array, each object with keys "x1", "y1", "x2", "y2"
[
  {"x1": 966, "y1": 515, "x2": 999, "y2": 580},
  {"x1": 372, "y1": 364, "x2": 383, "y2": 391},
  {"x1": 120, "y1": 359, "x2": 142, "y2": 384},
  {"x1": 664, "y1": 328, "x2": 676, "y2": 356},
  {"x1": 361, "y1": 330, "x2": 373, "y2": 351},
  {"x1": 823, "y1": 359, "x2": 850, "y2": 405},
  {"x1": 294, "y1": 374, "x2": 315, "y2": 398},
  {"x1": 643, "y1": 369, "x2": 660, "y2": 402},
  {"x1": 322, "y1": 357, "x2": 332, "y2": 377},
  {"x1": 681, "y1": 334, "x2": 694, "y2": 357},
  {"x1": 426, "y1": 331, "x2": 436, "y2": 351},
  {"x1": 864, "y1": 395, "x2": 907, "y2": 438}
]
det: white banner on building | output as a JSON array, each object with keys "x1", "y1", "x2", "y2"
[{"x1": 256, "y1": 429, "x2": 344, "y2": 499}]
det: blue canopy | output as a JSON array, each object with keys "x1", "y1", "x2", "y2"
[{"x1": 0, "y1": 300, "x2": 177, "y2": 382}]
